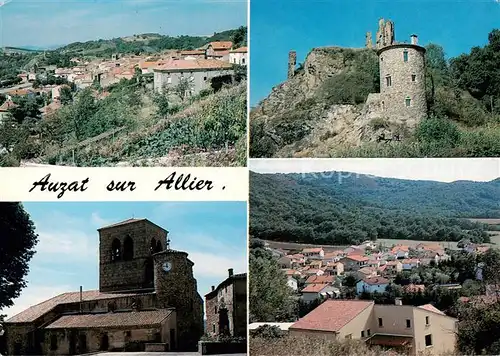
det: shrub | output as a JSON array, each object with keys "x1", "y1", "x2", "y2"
[{"x1": 415, "y1": 117, "x2": 460, "y2": 147}]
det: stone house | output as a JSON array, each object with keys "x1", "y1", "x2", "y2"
[
  {"x1": 0, "y1": 99, "x2": 17, "y2": 123},
  {"x1": 356, "y1": 277, "x2": 390, "y2": 295},
  {"x1": 324, "y1": 262, "x2": 344, "y2": 276},
  {"x1": 204, "y1": 269, "x2": 246, "y2": 339},
  {"x1": 153, "y1": 59, "x2": 234, "y2": 97},
  {"x1": 3, "y1": 219, "x2": 204, "y2": 355},
  {"x1": 301, "y1": 284, "x2": 339, "y2": 303},
  {"x1": 340, "y1": 255, "x2": 369, "y2": 272},
  {"x1": 401, "y1": 259, "x2": 420, "y2": 270},
  {"x1": 289, "y1": 299, "x2": 457, "y2": 355},
  {"x1": 302, "y1": 248, "x2": 324, "y2": 260},
  {"x1": 228, "y1": 47, "x2": 247, "y2": 66},
  {"x1": 277, "y1": 256, "x2": 292, "y2": 269}
]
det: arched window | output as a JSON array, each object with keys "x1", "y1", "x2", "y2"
[
  {"x1": 123, "y1": 236, "x2": 134, "y2": 261},
  {"x1": 155, "y1": 240, "x2": 162, "y2": 253},
  {"x1": 111, "y1": 239, "x2": 121, "y2": 261},
  {"x1": 150, "y1": 238, "x2": 157, "y2": 254}
]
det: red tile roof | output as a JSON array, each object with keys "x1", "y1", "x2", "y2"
[
  {"x1": 207, "y1": 41, "x2": 233, "y2": 50},
  {"x1": 154, "y1": 58, "x2": 232, "y2": 71},
  {"x1": 362, "y1": 277, "x2": 390, "y2": 285},
  {"x1": 404, "y1": 284, "x2": 425, "y2": 293},
  {"x1": 418, "y1": 304, "x2": 446, "y2": 315},
  {"x1": 6, "y1": 290, "x2": 147, "y2": 323},
  {"x1": 302, "y1": 248, "x2": 323, "y2": 254},
  {"x1": 230, "y1": 46, "x2": 248, "y2": 53},
  {"x1": 0, "y1": 100, "x2": 18, "y2": 112},
  {"x1": 45, "y1": 309, "x2": 172, "y2": 329},
  {"x1": 290, "y1": 300, "x2": 374, "y2": 332},
  {"x1": 345, "y1": 255, "x2": 369, "y2": 262},
  {"x1": 305, "y1": 275, "x2": 334, "y2": 285},
  {"x1": 180, "y1": 50, "x2": 206, "y2": 55},
  {"x1": 301, "y1": 283, "x2": 330, "y2": 293}
]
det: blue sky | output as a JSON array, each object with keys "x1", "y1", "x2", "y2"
[
  {"x1": 250, "y1": 0, "x2": 500, "y2": 106},
  {"x1": 0, "y1": 0, "x2": 247, "y2": 48},
  {"x1": 2, "y1": 201, "x2": 247, "y2": 319}
]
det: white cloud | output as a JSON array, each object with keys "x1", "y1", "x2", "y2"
[
  {"x1": 90, "y1": 212, "x2": 112, "y2": 228},
  {"x1": 35, "y1": 230, "x2": 98, "y2": 262},
  {"x1": 1, "y1": 284, "x2": 71, "y2": 319}
]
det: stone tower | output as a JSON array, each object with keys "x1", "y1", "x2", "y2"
[
  {"x1": 287, "y1": 50, "x2": 297, "y2": 79},
  {"x1": 98, "y1": 219, "x2": 168, "y2": 293},
  {"x1": 378, "y1": 33, "x2": 427, "y2": 127},
  {"x1": 365, "y1": 32, "x2": 373, "y2": 49},
  {"x1": 375, "y1": 18, "x2": 395, "y2": 49},
  {"x1": 153, "y1": 250, "x2": 204, "y2": 351}
]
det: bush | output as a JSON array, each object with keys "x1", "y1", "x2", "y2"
[
  {"x1": 250, "y1": 325, "x2": 285, "y2": 339},
  {"x1": 415, "y1": 117, "x2": 460, "y2": 146}
]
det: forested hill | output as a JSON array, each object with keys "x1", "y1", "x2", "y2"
[
  {"x1": 249, "y1": 171, "x2": 500, "y2": 245},
  {"x1": 56, "y1": 27, "x2": 247, "y2": 57}
]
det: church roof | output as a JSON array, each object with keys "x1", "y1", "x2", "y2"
[
  {"x1": 5, "y1": 290, "x2": 149, "y2": 324},
  {"x1": 45, "y1": 309, "x2": 172, "y2": 329},
  {"x1": 97, "y1": 218, "x2": 168, "y2": 233}
]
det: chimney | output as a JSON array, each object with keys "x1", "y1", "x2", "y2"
[
  {"x1": 79, "y1": 286, "x2": 83, "y2": 313},
  {"x1": 211, "y1": 286, "x2": 215, "y2": 291},
  {"x1": 410, "y1": 34, "x2": 418, "y2": 45},
  {"x1": 228, "y1": 268, "x2": 234, "y2": 277},
  {"x1": 395, "y1": 298, "x2": 403, "y2": 306}
]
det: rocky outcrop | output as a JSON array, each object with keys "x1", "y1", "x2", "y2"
[{"x1": 251, "y1": 46, "x2": 392, "y2": 158}]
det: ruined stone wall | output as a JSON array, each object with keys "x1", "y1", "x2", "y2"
[
  {"x1": 378, "y1": 45, "x2": 427, "y2": 127},
  {"x1": 232, "y1": 277, "x2": 247, "y2": 338},
  {"x1": 288, "y1": 51, "x2": 297, "y2": 79},
  {"x1": 99, "y1": 221, "x2": 168, "y2": 292},
  {"x1": 153, "y1": 250, "x2": 202, "y2": 351}
]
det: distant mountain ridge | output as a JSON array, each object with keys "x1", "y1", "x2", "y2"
[{"x1": 249, "y1": 171, "x2": 500, "y2": 245}]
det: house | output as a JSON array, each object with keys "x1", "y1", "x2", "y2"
[
  {"x1": 0, "y1": 99, "x2": 17, "y2": 123},
  {"x1": 289, "y1": 299, "x2": 457, "y2": 356},
  {"x1": 204, "y1": 41, "x2": 233, "y2": 61},
  {"x1": 277, "y1": 256, "x2": 292, "y2": 269},
  {"x1": 340, "y1": 255, "x2": 369, "y2": 272},
  {"x1": 404, "y1": 284, "x2": 425, "y2": 294},
  {"x1": 357, "y1": 267, "x2": 378, "y2": 280},
  {"x1": 324, "y1": 262, "x2": 344, "y2": 276},
  {"x1": 401, "y1": 259, "x2": 420, "y2": 270},
  {"x1": 228, "y1": 47, "x2": 247, "y2": 66},
  {"x1": 153, "y1": 59, "x2": 234, "y2": 97},
  {"x1": 301, "y1": 284, "x2": 339, "y2": 303},
  {"x1": 305, "y1": 275, "x2": 334, "y2": 285},
  {"x1": 287, "y1": 276, "x2": 298, "y2": 292},
  {"x1": 309, "y1": 260, "x2": 323, "y2": 269},
  {"x1": 303, "y1": 268, "x2": 324, "y2": 277},
  {"x1": 356, "y1": 277, "x2": 390, "y2": 295},
  {"x1": 179, "y1": 50, "x2": 206, "y2": 60},
  {"x1": 380, "y1": 261, "x2": 402, "y2": 276},
  {"x1": 391, "y1": 245, "x2": 409, "y2": 259},
  {"x1": 302, "y1": 248, "x2": 324, "y2": 260},
  {"x1": 288, "y1": 253, "x2": 306, "y2": 267}
]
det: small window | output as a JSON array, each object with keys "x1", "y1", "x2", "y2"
[
  {"x1": 212, "y1": 324, "x2": 216, "y2": 333},
  {"x1": 406, "y1": 319, "x2": 411, "y2": 328},
  {"x1": 50, "y1": 334, "x2": 58, "y2": 350},
  {"x1": 426, "y1": 316, "x2": 430, "y2": 325},
  {"x1": 425, "y1": 334, "x2": 432, "y2": 347},
  {"x1": 386, "y1": 76, "x2": 392, "y2": 87},
  {"x1": 242, "y1": 58, "x2": 246, "y2": 64},
  {"x1": 203, "y1": 76, "x2": 207, "y2": 81},
  {"x1": 405, "y1": 97, "x2": 411, "y2": 107},
  {"x1": 381, "y1": 101, "x2": 385, "y2": 110},
  {"x1": 125, "y1": 331, "x2": 131, "y2": 337},
  {"x1": 345, "y1": 334, "x2": 352, "y2": 339},
  {"x1": 403, "y1": 50, "x2": 409, "y2": 62},
  {"x1": 367, "y1": 329, "x2": 371, "y2": 336},
  {"x1": 378, "y1": 318, "x2": 383, "y2": 327},
  {"x1": 361, "y1": 330, "x2": 365, "y2": 337},
  {"x1": 167, "y1": 77, "x2": 172, "y2": 84},
  {"x1": 215, "y1": 306, "x2": 218, "y2": 314},
  {"x1": 411, "y1": 74, "x2": 416, "y2": 82}
]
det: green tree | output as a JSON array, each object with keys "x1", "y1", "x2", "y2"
[
  {"x1": 249, "y1": 241, "x2": 297, "y2": 322},
  {"x1": 0, "y1": 203, "x2": 38, "y2": 310}
]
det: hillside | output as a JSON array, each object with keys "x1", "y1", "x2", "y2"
[
  {"x1": 250, "y1": 30, "x2": 500, "y2": 158},
  {"x1": 56, "y1": 27, "x2": 247, "y2": 57},
  {"x1": 249, "y1": 171, "x2": 500, "y2": 245}
]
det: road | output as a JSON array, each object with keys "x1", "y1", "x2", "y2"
[{"x1": 0, "y1": 82, "x2": 32, "y2": 94}]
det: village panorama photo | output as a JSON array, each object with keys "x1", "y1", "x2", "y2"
[
  {"x1": 0, "y1": 0, "x2": 247, "y2": 167},
  {"x1": 248, "y1": 158, "x2": 500, "y2": 356}
]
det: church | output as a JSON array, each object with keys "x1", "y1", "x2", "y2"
[{"x1": 3, "y1": 218, "x2": 204, "y2": 355}]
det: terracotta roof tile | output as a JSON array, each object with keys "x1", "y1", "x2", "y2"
[
  {"x1": 207, "y1": 41, "x2": 233, "y2": 50},
  {"x1": 305, "y1": 275, "x2": 334, "y2": 284},
  {"x1": 153, "y1": 58, "x2": 232, "y2": 71},
  {"x1": 301, "y1": 283, "x2": 330, "y2": 293},
  {"x1": 0, "y1": 100, "x2": 18, "y2": 111},
  {"x1": 302, "y1": 248, "x2": 323, "y2": 254},
  {"x1": 230, "y1": 46, "x2": 247, "y2": 53},
  {"x1": 290, "y1": 300, "x2": 374, "y2": 332},
  {"x1": 418, "y1": 304, "x2": 445, "y2": 315},
  {"x1": 6, "y1": 290, "x2": 147, "y2": 323},
  {"x1": 362, "y1": 277, "x2": 390, "y2": 285},
  {"x1": 45, "y1": 309, "x2": 172, "y2": 329},
  {"x1": 345, "y1": 255, "x2": 369, "y2": 262},
  {"x1": 98, "y1": 218, "x2": 146, "y2": 230}
]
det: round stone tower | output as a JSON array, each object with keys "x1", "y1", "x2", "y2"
[
  {"x1": 153, "y1": 249, "x2": 203, "y2": 351},
  {"x1": 378, "y1": 35, "x2": 427, "y2": 127}
]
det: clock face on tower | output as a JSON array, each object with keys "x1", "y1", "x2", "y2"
[{"x1": 163, "y1": 262, "x2": 172, "y2": 272}]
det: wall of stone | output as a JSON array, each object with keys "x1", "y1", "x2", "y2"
[
  {"x1": 154, "y1": 250, "x2": 203, "y2": 351},
  {"x1": 205, "y1": 293, "x2": 218, "y2": 336},
  {"x1": 378, "y1": 44, "x2": 427, "y2": 127},
  {"x1": 232, "y1": 278, "x2": 247, "y2": 338},
  {"x1": 288, "y1": 51, "x2": 297, "y2": 79},
  {"x1": 99, "y1": 220, "x2": 168, "y2": 292}
]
